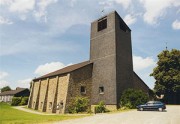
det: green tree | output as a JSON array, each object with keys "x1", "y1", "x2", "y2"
[
  {"x1": 120, "y1": 89, "x2": 148, "y2": 109},
  {"x1": 1, "y1": 86, "x2": 11, "y2": 92},
  {"x1": 150, "y1": 49, "x2": 180, "y2": 104}
]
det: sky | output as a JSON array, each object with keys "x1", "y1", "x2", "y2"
[{"x1": 0, "y1": 0, "x2": 180, "y2": 90}]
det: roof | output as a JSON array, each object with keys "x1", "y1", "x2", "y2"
[
  {"x1": 34, "y1": 61, "x2": 93, "y2": 81},
  {"x1": 0, "y1": 88, "x2": 28, "y2": 96},
  {"x1": 133, "y1": 71, "x2": 150, "y2": 89}
]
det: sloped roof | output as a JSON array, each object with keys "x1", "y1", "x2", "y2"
[
  {"x1": 34, "y1": 61, "x2": 93, "y2": 81},
  {"x1": 0, "y1": 88, "x2": 28, "y2": 96},
  {"x1": 133, "y1": 71, "x2": 149, "y2": 89}
]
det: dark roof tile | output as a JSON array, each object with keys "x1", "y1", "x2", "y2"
[
  {"x1": 0, "y1": 88, "x2": 28, "y2": 96},
  {"x1": 34, "y1": 61, "x2": 92, "y2": 81}
]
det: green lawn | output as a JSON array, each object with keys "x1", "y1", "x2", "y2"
[{"x1": 0, "y1": 103, "x2": 88, "y2": 124}]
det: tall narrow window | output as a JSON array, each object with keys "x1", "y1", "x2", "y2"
[
  {"x1": 49, "y1": 102, "x2": 52, "y2": 110},
  {"x1": 98, "y1": 18, "x2": 107, "y2": 31},
  {"x1": 99, "y1": 86, "x2": 104, "y2": 94},
  {"x1": 40, "y1": 102, "x2": 43, "y2": 109},
  {"x1": 80, "y1": 86, "x2": 86, "y2": 94}
]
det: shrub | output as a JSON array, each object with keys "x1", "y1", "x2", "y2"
[
  {"x1": 20, "y1": 97, "x2": 29, "y2": 105},
  {"x1": 95, "y1": 101, "x2": 109, "y2": 113},
  {"x1": 120, "y1": 89, "x2": 148, "y2": 109},
  {"x1": 68, "y1": 97, "x2": 89, "y2": 113},
  {"x1": 11, "y1": 97, "x2": 21, "y2": 106}
]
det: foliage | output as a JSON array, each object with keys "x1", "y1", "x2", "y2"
[
  {"x1": 94, "y1": 101, "x2": 108, "y2": 113},
  {"x1": 11, "y1": 97, "x2": 22, "y2": 106},
  {"x1": 150, "y1": 49, "x2": 180, "y2": 103},
  {"x1": 120, "y1": 89, "x2": 148, "y2": 109},
  {"x1": 0, "y1": 102, "x2": 87, "y2": 124},
  {"x1": 20, "y1": 97, "x2": 29, "y2": 105},
  {"x1": 150, "y1": 49, "x2": 180, "y2": 93},
  {"x1": 68, "y1": 97, "x2": 89, "y2": 113},
  {"x1": 1, "y1": 86, "x2": 11, "y2": 92}
]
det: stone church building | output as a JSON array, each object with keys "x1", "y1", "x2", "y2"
[{"x1": 28, "y1": 11, "x2": 149, "y2": 114}]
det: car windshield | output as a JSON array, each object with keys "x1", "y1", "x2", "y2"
[
  {"x1": 146, "y1": 101, "x2": 162, "y2": 105},
  {"x1": 147, "y1": 101, "x2": 154, "y2": 104}
]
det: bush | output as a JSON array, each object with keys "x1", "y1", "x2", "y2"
[
  {"x1": 20, "y1": 97, "x2": 29, "y2": 105},
  {"x1": 95, "y1": 101, "x2": 109, "y2": 113},
  {"x1": 11, "y1": 97, "x2": 21, "y2": 106},
  {"x1": 68, "y1": 97, "x2": 89, "y2": 113},
  {"x1": 120, "y1": 89, "x2": 148, "y2": 109}
]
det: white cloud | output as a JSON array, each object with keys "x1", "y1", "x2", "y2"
[
  {"x1": 34, "y1": 62, "x2": 67, "y2": 76},
  {"x1": 69, "y1": 0, "x2": 77, "y2": 7},
  {"x1": 133, "y1": 55, "x2": 156, "y2": 89},
  {"x1": 9, "y1": 0, "x2": 35, "y2": 13},
  {"x1": 139, "y1": 0, "x2": 180, "y2": 25},
  {"x1": 33, "y1": 0, "x2": 58, "y2": 22},
  {"x1": 99, "y1": 0, "x2": 132, "y2": 9},
  {"x1": 133, "y1": 55, "x2": 156, "y2": 71},
  {"x1": 17, "y1": 78, "x2": 32, "y2": 88},
  {"x1": 0, "y1": 0, "x2": 13, "y2": 5},
  {"x1": 0, "y1": 71, "x2": 10, "y2": 88},
  {"x1": 0, "y1": 16, "x2": 13, "y2": 25},
  {"x1": 0, "y1": 71, "x2": 9, "y2": 80},
  {"x1": 113, "y1": 0, "x2": 132, "y2": 9},
  {"x1": 0, "y1": 80, "x2": 9, "y2": 89},
  {"x1": 172, "y1": 20, "x2": 180, "y2": 30},
  {"x1": 124, "y1": 14, "x2": 137, "y2": 25}
]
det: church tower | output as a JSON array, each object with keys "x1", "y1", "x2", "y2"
[{"x1": 90, "y1": 11, "x2": 134, "y2": 109}]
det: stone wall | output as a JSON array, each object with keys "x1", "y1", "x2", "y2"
[
  {"x1": 65, "y1": 64, "x2": 93, "y2": 113},
  {"x1": 30, "y1": 64, "x2": 92, "y2": 114},
  {"x1": 46, "y1": 77, "x2": 58, "y2": 113},
  {"x1": 55, "y1": 74, "x2": 69, "y2": 114},
  {"x1": 90, "y1": 11, "x2": 117, "y2": 106},
  {"x1": 115, "y1": 12, "x2": 134, "y2": 107},
  {"x1": 31, "y1": 80, "x2": 40, "y2": 109},
  {"x1": 38, "y1": 79, "x2": 48, "y2": 111}
]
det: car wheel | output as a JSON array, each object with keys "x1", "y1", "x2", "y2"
[
  {"x1": 158, "y1": 108, "x2": 163, "y2": 112},
  {"x1": 140, "y1": 107, "x2": 143, "y2": 111}
]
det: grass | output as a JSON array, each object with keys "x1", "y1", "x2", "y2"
[{"x1": 0, "y1": 103, "x2": 89, "y2": 124}]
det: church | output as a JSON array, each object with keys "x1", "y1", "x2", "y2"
[{"x1": 28, "y1": 11, "x2": 150, "y2": 114}]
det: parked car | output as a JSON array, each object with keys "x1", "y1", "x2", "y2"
[{"x1": 137, "y1": 101, "x2": 166, "y2": 112}]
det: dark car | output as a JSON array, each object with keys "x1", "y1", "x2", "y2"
[{"x1": 137, "y1": 101, "x2": 166, "y2": 111}]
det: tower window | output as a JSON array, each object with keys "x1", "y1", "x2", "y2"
[
  {"x1": 98, "y1": 18, "x2": 107, "y2": 31},
  {"x1": 99, "y1": 86, "x2": 104, "y2": 94},
  {"x1": 80, "y1": 86, "x2": 86, "y2": 94}
]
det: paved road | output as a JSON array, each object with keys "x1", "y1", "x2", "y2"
[{"x1": 54, "y1": 105, "x2": 180, "y2": 124}]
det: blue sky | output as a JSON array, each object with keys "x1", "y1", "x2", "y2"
[{"x1": 0, "y1": 0, "x2": 180, "y2": 89}]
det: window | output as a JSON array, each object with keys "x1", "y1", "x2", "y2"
[
  {"x1": 56, "y1": 103, "x2": 60, "y2": 110},
  {"x1": 80, "y1": 86, "x2": 86, "y2": 94},
  {"x1": 99, "y1": 86, "x2": 104, "y2": 94},
  {"x1": 98, "y1": 18, "x2": 107, "y2": 31},
  {"x1": 40, "y1": 102, "x2": 43, "y2": 109},
  {"x1": 49, "y1": 102, "x2": 52, "y2": 110},
  {"x1": 33, "y1": 102, "x2": 35, "y2": 108}
]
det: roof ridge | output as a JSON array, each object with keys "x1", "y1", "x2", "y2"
[{"x1": 34, "y1": 61, "x2": 92, "y2": 81}]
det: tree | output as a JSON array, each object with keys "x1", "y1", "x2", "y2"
[
  {"x1": 150, "y1": 49, "x2": 180, "y2": 104},
  {"x1": 1, "y1": 86, "x2": 11, "y2": 92},
  {"x1": 120, "y1": 89, "x2": 148, "y2": 109}
]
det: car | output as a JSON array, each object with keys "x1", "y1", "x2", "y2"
[{"x1": 137, "y1": 101, "x2": 166, "y2": 112}]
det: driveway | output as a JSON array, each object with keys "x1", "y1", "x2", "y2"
[{"x1": 54, "y1": 105, "x2": 180, "y2": 124}]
